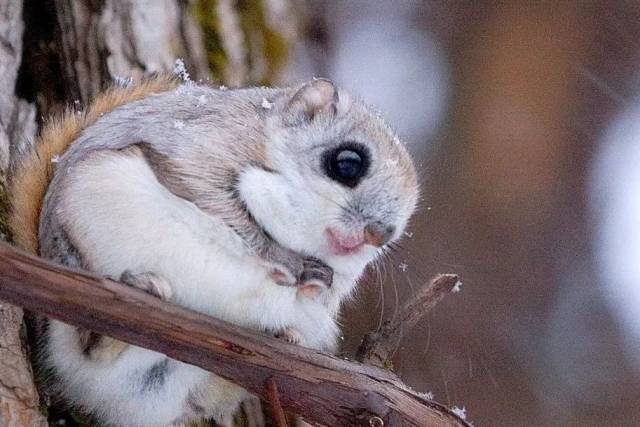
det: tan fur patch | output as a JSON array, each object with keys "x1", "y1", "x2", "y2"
[{"x1": 8, "y1": 75, "x2": 179, "y2": 254}]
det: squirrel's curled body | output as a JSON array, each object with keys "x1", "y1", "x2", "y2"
[{"x1": 9, "y1": 76, "x2": 418, "y2": 426}]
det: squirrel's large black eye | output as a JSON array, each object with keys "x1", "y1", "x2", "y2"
[{"x1": 324, "y1": 143, "x2": 370, "y2": 187}]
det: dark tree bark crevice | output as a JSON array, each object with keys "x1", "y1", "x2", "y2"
[
  {"x1": 16, "y1": 0, "x2": 67, "y2": 119},
  {"x1": 0, "y1": 1, "x2": 46, "y2": 425}
]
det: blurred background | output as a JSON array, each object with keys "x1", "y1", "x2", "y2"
[
  {"x1": 284, "y1": 1, "x2": 640, "y2": 426},
  {"x1": 3, "y1": 0, "x2": 640, "y2": 426}
]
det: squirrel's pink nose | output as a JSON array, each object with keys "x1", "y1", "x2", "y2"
[{"x1": 363, "y1": 222, "x2": 395, "y2": 247}]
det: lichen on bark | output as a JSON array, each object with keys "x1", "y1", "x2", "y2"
[{"x1": 192, "y1": 0, "x2": 294, "y2": 86}]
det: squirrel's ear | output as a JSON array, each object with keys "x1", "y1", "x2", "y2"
[{"x1": 286, "y1": 78, "x2": 338, "y2": 123}]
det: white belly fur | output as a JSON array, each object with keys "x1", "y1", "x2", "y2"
[{"x1": 44, "y1": 150, "x2": 337, "y2": 426}]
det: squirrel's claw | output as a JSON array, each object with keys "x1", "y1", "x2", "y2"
[{"x1": 299, "y1": 256, "x2": 333, "y2": 289}]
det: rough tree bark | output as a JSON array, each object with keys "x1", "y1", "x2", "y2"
[
  {"x1": 0, "y1": 1, "x2": 45, "y2": 426},
  {"x1": 52, "y1": 0, "x2": 210, "y2": 103}
]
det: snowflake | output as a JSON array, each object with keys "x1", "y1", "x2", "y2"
[
  {"x1": 452, "y1": 280, "x2": 463, "y2": 293},
  {"x1": 173, "y1": 58, "x2": 191, "y2": 82},
  {"x1": 219, "y1": 85, "x2": 228, "y2": 91},
  {"x1": 451, "y1": 406, "x2": 466, "y2": 420},
  {"x1": 173, "y1": 120, "x2": 185, "y2": 130},
  {"x1": 419, "y1": 391, "x2": 434, "y2": 400},
  {"x1": 51, "y1": 155, "x2": 60, "y2": 164},
  {"x1": 261, "y1": 97, "x2": 273, "y2": 109},
  {"x1": 399, "y1": 262, "x2": 408, "y2": 272},
  {"x1": 113, "y1": 76, "x2": 133, "y2": 87}
]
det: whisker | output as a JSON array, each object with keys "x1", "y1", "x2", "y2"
[
  {"x1": 313, "y1": 190, "x2": 350, "y2": 212},
  {"x1": 423, "y1": 322, "x2": 432, "y2": 355},
  {"x1": 375, "y1": 259, "x2": 385, "y2": 331}
]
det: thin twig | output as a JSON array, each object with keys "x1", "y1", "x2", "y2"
[
  {"x1": 356, "y1": 273, "x2": 460, "y2": 368},
  {"x1": 266, "y1": 378, "x2": 289, "y2": 427}
]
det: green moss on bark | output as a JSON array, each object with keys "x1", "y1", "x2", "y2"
[
  {"x1": 192, "y1": 0, "x2": 290, "y2": 85},
  {"x1": 192, "y1": 0, "x2": 229, "y2": 82},
  {"x1": 237, "y1": 0, "x2": 289, "y2": 84}
]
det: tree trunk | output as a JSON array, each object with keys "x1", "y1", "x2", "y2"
[{"x1": 0, "y1": 1, "x2": 45, "y2": 426}]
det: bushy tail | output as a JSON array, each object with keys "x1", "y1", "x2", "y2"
[{"x1": 8, "y1": 75, "x2": 179, "y2": 254}]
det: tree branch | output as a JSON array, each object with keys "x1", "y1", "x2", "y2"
[
  {"x1": 266, "y1": 377, "x2": 289, "y2": 427},
  {"x1": 0, "y1": 242, "x2": 468, "y2": 427}
]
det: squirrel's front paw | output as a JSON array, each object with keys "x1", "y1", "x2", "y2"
[
  {"x1": 275, "y1": 327, "x2": 305, "y2": 346},
  {"x1": 298, "y1": 256, "x2": 333, "y2": 298},
  {"x1": 261, "y1": 244, "x2": 334, "y2": 294},
  {"x1": 262, "y1": 245, "x2": 305, "y2": 286}
]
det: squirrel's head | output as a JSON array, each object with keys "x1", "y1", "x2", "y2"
[{"x1": 239, "y1": 79, "x2": 419, "y2": 282}]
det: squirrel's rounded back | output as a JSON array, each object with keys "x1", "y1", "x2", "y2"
[{"x1": 8, "y1": 75, "x2": 179, "y2": 253}]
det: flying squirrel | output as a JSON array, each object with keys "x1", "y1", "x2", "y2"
[{"x1": 8, "y1": 75, "x2": 419, "y2": 427}]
